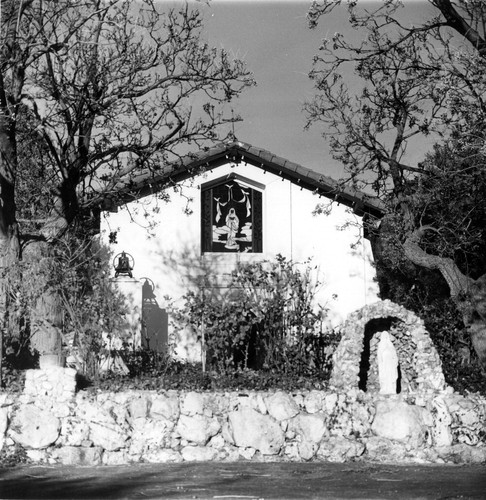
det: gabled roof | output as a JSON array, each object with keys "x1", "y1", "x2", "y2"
[{"x1": 99, "y1": 140, "x2": 385, "y2": 218}]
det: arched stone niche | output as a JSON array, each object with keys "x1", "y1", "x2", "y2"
[{"x1": 330, "y1": 300, "x2": 447, "y2": 394}]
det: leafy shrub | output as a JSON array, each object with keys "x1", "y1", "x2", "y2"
[
  {"x1": 0, "y1": 364, "x2": 26, "y2": 392},
  {"x1": 383, "y1": 273, "x2": 486, "y2": 395},
  {"x1": 123, "y1": 349, "x2": 173, "y2": 378},
  {"x1": 50, "y1": 237, "x2": 131, "y2": 379},
  {"x1": 420, "y1": 299, "x2": 486, "y2": 394},
  {"x1": 1, "y1": 235, "x2": 131, "y2": 381},
  {"x1": 171, "y1": 255, "x2": 338, "y2": 378}
]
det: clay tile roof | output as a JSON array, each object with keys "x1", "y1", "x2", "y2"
[{"x1": 98, "y1": 140, "x2": 385, "y2": 218}]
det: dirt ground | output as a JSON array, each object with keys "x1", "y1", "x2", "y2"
[{"x1": 1, "y1": 461, "x2": 485, "y2": 499}]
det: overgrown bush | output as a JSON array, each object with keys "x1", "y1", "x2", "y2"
[
  {"x1": 171, "y1": 255, "x2": 339, "y2": 378},
  {"x1": 92, "y1": 358, "x2": 331, "y2": 393},
  {"x1": 385, "y1": 273, "x2": 486, "y2": 395},
  {"x1": 123, "y1": 349, "x2": 173, "y2": 378},
  {"x1": 420, "y1": 299, "x2": 486, "y2": 395},
  {"x1": 1, "y1": 235, "x2": 131, "y2": 383},
  {"x1": 0, "y1": 442, "x2": 29, "y2": 468},
  {"x1": 54, "y1": 237, "x2": 132, "y2": 379}
]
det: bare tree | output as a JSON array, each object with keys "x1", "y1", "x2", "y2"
[
  {"x1": 1, "y1": 0, "x2": 42, "y2": 378},
  {"x1": 0, "y1": 0, "x2": 254, "y2": 372},
  {"x1": 306, "y1": 0, "x2": 486, "y2": 371},
  {"x1": 26, "y1": 0, "x2": 253, "y2": 240}
]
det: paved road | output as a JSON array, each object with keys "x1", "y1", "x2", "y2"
[{"x1": 1, "y1": 461, "x2": 485, "y2": 499}]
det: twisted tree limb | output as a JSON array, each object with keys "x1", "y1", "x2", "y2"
[
  {"x1": 403, "y1": 226, "x2": 474, "y2": 297},
  {"x1": 403, "y1": 226, "x2": 486, "y2": 372}
]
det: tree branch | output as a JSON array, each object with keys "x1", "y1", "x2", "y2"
[
  {"x1": 433, "y1": 0, "x2": 486, "y2": 56},
  {"x1": 403, "y1": 225, "x2": 473, "y2": 296}
]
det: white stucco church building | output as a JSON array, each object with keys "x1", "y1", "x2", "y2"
[{"x1": 99, "y1": 141, "x2": 383, "y2": 360}]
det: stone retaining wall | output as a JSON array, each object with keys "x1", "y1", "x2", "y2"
[{"x1": 0, "y1": 369, "x2": 485, "y2": 465}]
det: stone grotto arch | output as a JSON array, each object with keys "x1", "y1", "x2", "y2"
[{"x1": 330, "y1": 300, "x2": 448, "y2": 394}]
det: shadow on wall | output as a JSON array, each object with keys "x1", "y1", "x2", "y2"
[
  {"x1": 141, "y1": 278, "x2": 168, "y2": 353},
  {"x1": 153, "y1": 245, "x2": 232, "y2": 361},
  {"x1": 156, "y1": 244, "x2": 251, "y2": 291},
  {"x1": 153, "y1": 245, "x2": 329, "y2": 365}
]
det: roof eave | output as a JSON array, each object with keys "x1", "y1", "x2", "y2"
[{"x1": 97, "y1": 141, "x2": 385, "y2": 218}]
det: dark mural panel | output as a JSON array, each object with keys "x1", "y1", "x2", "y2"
[{"x1": 202, "y1": 179, "x2": 262, "y2": 253}]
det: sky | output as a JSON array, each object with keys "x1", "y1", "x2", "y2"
[{"x1": 172, "y1": 0, "x2": 437, "y2": 180}]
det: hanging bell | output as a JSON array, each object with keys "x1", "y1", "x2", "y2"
[{"x1": 114, "y1": 251, "x2": 134, "y2": 278}]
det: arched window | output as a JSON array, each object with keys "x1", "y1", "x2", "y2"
[{"x1": 201, "y1": 174, "x2": 263, "y2": 253}]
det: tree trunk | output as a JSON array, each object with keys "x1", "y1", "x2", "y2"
[
  {"x1": 403, "y1": 227, "x2": 486, "y2": 373},
  {"x1": 0, "y1": 109, "x2": 21, "y2": 386},
  {"x1": 23, "y1": 240, "x2": 65, "y2": 368}
]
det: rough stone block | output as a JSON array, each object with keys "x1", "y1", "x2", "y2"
[
  {"x1": 457, "y1": 406, "x2": 481, "y2": 427},
  {"x1": 429, "y1": 397, "x2": 452, "y2": 447},
  {"x1": 436, "y1": 444, "x2": 486, "y2": 464},
  {"x1": 180, "y1": 392, "x2": 205, "y2": 416},
  {"x1": 54, "y1": 403, "x2": 72, "y2": 419},
  {"x1": 103, "y1": 450, "x2": 130, "y2": 465},
  {"x1": 304, "y1": 391, "x2": 323, "y2": 413},
  {"x1": 265, "y1": 392, "x2": 299, "y2": 421},
  {"x1": 52, "y1": 446, "x2": 103, "y2": 465},
  {"x1": 129, "y1": 396, "x2": 150, "y2": 420},
  {"x1": 290, "y1": 413, "x2": 328, "y2": 444},
  {"x1": 298, "y1": 440, "x2": 319, "y2": 460},
  {"x1": 222, "y1": 447, "x2": 242, "y2": 461},
  {"x1": 150, "y1": 394, "x2": 180, "y2": 421},
  {"x1": 238, "y1": 446, "x2": 256, "y2": 460},
  {"x1": 181, "y1": 445, "x2": 218, "y2": 462},
  {"x1": 176, "y1": 414, "x2": 221, "y2": 445},
  {"x1": 144, "y1": 448, "x2": 182, "y2": 463},
  {"x1": 58, "y1": 417, "x2": 90, "y2": 447},
  {"x1": 130, "y1": 417, "x2": 172, "y2": 454},
  {"x1": 365, "y1": 436, "x2": 408, "y2": 462},
  {"x1": 10, "y1": 405, "x2": 60, "y2": 449},
  {"x1": 82, "y1": 401, "x2": 113, "y2": 424},
  {"x1": 283, "y1": 442, "x2": 300, "y2": 460},
  {"x1": 318, "y1": 436, "x2": 365, "y2": 462},
  {"x1": 25, "y1": 449, "x2": 47, "y2": 462},
  {"x1": 228, "y1": 408, "x2": 284, "y2": 455},
  {"x1": 323, "y1": 393, "x2": 338, "y2": 413},
  {"x1": 207, "y1": 434, "x2": 226, "y2": 449},
  {"x1": 0, "y1": 394, "x2": 14, "y2": 407},
  {"x1": 371, "y1": 400, "x2": 431, "y2": 446},
  {"x1": 454, "y1": 426, "x2": 480, "y2": 445},
  {"x1": 89, "y1": 422, "x2": 128, "y2": 451}
]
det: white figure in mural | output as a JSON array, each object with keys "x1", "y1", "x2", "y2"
[
  {"x1": 224, "y1": 208, "x2": 240, "y2": 249},
  {"x1": 377, "y1": 330, "x2": 398, "y2": 394}
]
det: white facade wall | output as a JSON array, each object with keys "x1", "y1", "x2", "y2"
[{"x1": 101, "y1": 161, "x2": 379, "y2": 360}]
